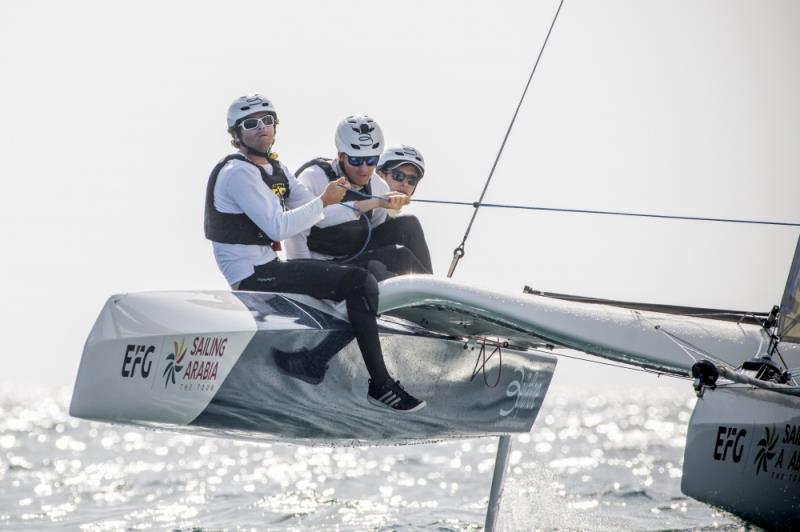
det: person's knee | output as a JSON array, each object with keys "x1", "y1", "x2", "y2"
[
  {"x1": 393, "y1": 245, "x2": 419, "y2": 266},
  {"x1": 387, "y1": 245, "x2": 428, "y2": 276},
  {"x1": 343, "y1": 267, "x2": 380, "y2": 314},
  {"x1": 395, "y1": 215, "x2": 423, "y2": 237},
  {"x1": 362, "y1": 271, "x2": 380, "y2": 314},
  {"x1": 366, "y1": 260, "x2": 392, "y2": 282},
  {"x1": 400, "y1": 215, "x2": 423, "y2": 232}
]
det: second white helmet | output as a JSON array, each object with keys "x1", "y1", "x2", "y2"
[
  {"x1": 378, "y1": 145, "x2": 425, "y2": 177},
  {"x1": 334, "y1": 115, "x2": 384, "y2": 157},
  {"x1": 227, "y1": 94, "x2": 278, "y2": 129}
]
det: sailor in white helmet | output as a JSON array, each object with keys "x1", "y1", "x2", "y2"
[
  {"x1": 378, "y1": 144, "x2": 426, "y2": 206},
  {"x1": 374, "y1": 144, "x2": 433, "y2": 271},
  {"x1": 285, "y1": 116, "x2": 431, "y2": 277},
  {"x1": 205, "y1": 95, "x2": 425, "y2": 413}
]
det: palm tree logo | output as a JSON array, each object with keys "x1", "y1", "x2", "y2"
[
  {"x1": 162, "y1": 339, "x2": 187, "y2": 388},
  {"x1": 753, "y1": 425, "x2": 778, "y2": 475}
]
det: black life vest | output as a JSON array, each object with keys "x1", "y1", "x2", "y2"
[
  {"x1": 296, "y1": 158, "x2": 372, "y2": 257},
  {"x1": 204, "y1": 154, "x2": 291, "y2": 245}
]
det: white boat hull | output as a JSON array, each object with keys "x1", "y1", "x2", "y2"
[
  {"x1": 682, "y1": 387, "x2": 800, "y2": 528},
  {"x1": 70, "y1": 289, "x2": 557, "y2": 444}
]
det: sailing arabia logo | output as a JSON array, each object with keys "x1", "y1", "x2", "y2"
[
  {"x1": 754, "y1": 425, "x2": 779, "y2": 475},
  {"x1": 162, "y1": 339, "x2": 187, "y2": 388}
]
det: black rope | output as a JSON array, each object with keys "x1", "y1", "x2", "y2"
[
  {"x1": 469, "y1": 337, "x2": 506, "y2": 388},
  {"x1": 412, "y1": 198, "x2": 800, "y2": 228},
  {"x1": 334, "y1": 195, "x2": 374, "y2": 263},
  {"x1": 448, "y1": 0, "x2": 566, "y2": 278}
]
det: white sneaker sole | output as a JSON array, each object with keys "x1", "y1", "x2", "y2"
[{"x1": 367, "y1": 396, "x2": 427, "y2": 413}]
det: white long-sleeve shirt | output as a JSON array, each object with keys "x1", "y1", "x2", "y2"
[
  {"x1": 211, "y1": 156, "x2": 324, "y2": 285},
  {"x1": 284, "y1": 162, "x2": 390, "y2": 260}
]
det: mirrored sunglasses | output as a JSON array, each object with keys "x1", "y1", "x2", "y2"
[
  {"x1": 347, "y1": 155, "x2": 380, "y2": 167},
  {"x1": 389, "y1": 169, "x2": 420, "y2": 187},
  {"x1": 239, "y1": 115, "x2": 276, "y2": 130}
]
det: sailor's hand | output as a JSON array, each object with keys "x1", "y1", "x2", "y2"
[
  {"x1": 321, "y1": 178, "x2": 348, "y2": 206},
  {"x1": 380, "y1": 191, "x2": 409, "y2": 210}
]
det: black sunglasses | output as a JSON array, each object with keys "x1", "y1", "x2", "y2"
[
  {"x1": 239, "y1": 115, "x2": 276, "y2": 130},
  {"x1": 389, "y1": 169, "x2": 420, "y2": 187},
  {"x1": 346, "y1": 155, "x2": 380, "y2": 167}
]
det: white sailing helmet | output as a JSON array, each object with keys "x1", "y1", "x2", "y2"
[
  {"x1": 227, "y1": 94, "x2": 278, "y2": 129},
  {"x1": 334, "y1": 115, "x2": 384, "y2": 156},
  {"x1": 378, "y1": 144, "x2": 425, "y2": 177}
]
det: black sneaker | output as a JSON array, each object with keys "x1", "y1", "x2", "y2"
[{"x1": 367, "y1": 379, "x2": 426, "y2": 413}]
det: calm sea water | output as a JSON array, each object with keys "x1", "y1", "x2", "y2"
[{"x1": 0, "y1": 387, "x2": 756, "y2": 531}]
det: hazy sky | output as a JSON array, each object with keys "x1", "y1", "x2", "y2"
[{"x1": 1, "y1": 0, "x2": 798, "y2": 391}]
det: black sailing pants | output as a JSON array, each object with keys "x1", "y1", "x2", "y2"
[
  {"x1": 343, "y1": 215, "x2": 433, "y2": 277},
  {"x1": 238, "y1": 259, "x2": 390, "y2": 385}
]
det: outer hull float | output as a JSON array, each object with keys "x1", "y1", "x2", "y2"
[
  {"x1": 71, "y1": 289, "x2": 556, "y2": 444},
  {"x1": 682, "y1": 387, "x2": 800, "y2": 529}
]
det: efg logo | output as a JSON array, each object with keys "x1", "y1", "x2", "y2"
[
  {"x1": 121, "y1": 344, "x2": 154, "y2": 379},
  {"x1": 713, "y1": 426, "x2": 747, "y2": 463}
]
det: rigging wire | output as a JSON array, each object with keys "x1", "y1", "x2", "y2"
[
  {"x1": 340, "y1": 184, "x2": 800, "y2": 229},
  {"x1": 527, "y1": 346, "x2": 691, "y2": 380},
  {"x1": 411, "y1": 198, "x2": 800, "y2": 228},
  {"x1": 770, "y1": 342, "x2": 791, "y2": 374},
  {"x1": 448, "y1": 0, "x2": 566, "y2": 278},
  {"x1": 651, "y1": 323, "x2": 738, "y2": 370}
]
